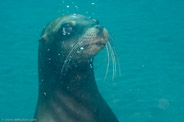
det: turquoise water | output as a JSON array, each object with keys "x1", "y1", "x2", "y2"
[{"x1": 0, "y1": 0, "x2": 184, "y2": 121}]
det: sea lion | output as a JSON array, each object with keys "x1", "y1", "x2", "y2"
[{"x1": 34, "y1": 14, "x2": 118, "y2": 122}]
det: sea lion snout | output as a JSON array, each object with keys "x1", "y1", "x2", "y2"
[
  {"x1": 95, "y1": 25, "x2": 103, "y2": 32},
  {"x1": 94, "y1": 25, "x2": 108, "y2": 40}
]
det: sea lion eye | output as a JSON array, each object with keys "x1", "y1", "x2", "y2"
[{"x1": 62, "y1": 24, "x2": 73, "y2": 36}]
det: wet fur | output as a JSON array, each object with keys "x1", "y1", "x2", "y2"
[{"x1": 34, "y1": 14, "x2": 119, "y2": 122}]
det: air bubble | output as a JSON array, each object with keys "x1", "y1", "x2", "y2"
[
  {"x1": 63, "y1": 32, "x2": 66, "y2": 35},
  {"x1": 72, "y1": 14, "x2": 77, "y2": 18},
  {"x1": 43, "y1": 92, "x2": 47, "y2": 96},
  {"x1": 75, "y1": 5, "x2": 79, "y2": 9},
  {"x1": 90, "y1": 64, "x2": 93, "y2": 68},
  {"x1": 66, "y1": 5, "x2": 70, "y2": 8},
  {"x1": 91, "y1": 3, "x2": 95, "y2": 5},
  {"x1": 80, "y1": 47, "x2": 84, "y2": 50}
]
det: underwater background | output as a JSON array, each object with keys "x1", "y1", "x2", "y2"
[{"x1": 0, "y1": 0, "x2": 184, "y2": 121}]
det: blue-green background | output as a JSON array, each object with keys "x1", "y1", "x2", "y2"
[{"x1": 0, "y1": 0, "x2": 184, "y2": 121}]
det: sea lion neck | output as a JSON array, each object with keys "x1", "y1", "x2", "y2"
[{"x1": 38, "y1": 58, "x2": 100, "y2": 99}]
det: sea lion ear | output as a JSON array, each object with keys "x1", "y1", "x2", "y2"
[{"x1": 38, "y1": 35, "x2": 47, "y2": 42}]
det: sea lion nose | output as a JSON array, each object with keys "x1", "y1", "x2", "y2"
[{"x1": 95, "y1": 25, "x2": 104, "y2": 33}]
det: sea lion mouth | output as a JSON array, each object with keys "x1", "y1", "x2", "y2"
[
  {"x1": 82, "y1": 42, "x2": 106, "y2": 48},
  {"x1": 95, "y1": 42, "x2": 106, "y2": 46}
]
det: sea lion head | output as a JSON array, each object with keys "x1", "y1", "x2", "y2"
[{"x1": 39, "y1": 14, "x2": 109, "y2": 70}]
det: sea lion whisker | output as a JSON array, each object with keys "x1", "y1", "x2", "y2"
[
  {"x1": 111, "y1": 43, "x2": 117, "y2": 79},
  {"x1": 103, "y1": 45, "x2": 110, "y2": 81},
  {"x1": 70, "y1": 37, "x2": 91, "y2": 58},
  {"x1": 108, "y1": 36, "x2": 121, "y2": 77},
  {"x1": 61, "y1": 41, "x2": 83, "y2": 74},
  {"x1": 107, "y1": 42, "x2": 115, "y2": 80},
  {"x1": 113, "y1": 48, "x2": 121, "y2": 77},
  {"x1": 108, "y1": 35, "x2": 115, "y2": 46},
  {"x1": 109, "y1": 36, "x2": 122, "y2": 77},
  {"x1": 61, "y1": 37, "x2": 89, "y2": 74},
  {"x1": 108, "y1": 36, "x2": 116, "y2": 79}
]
